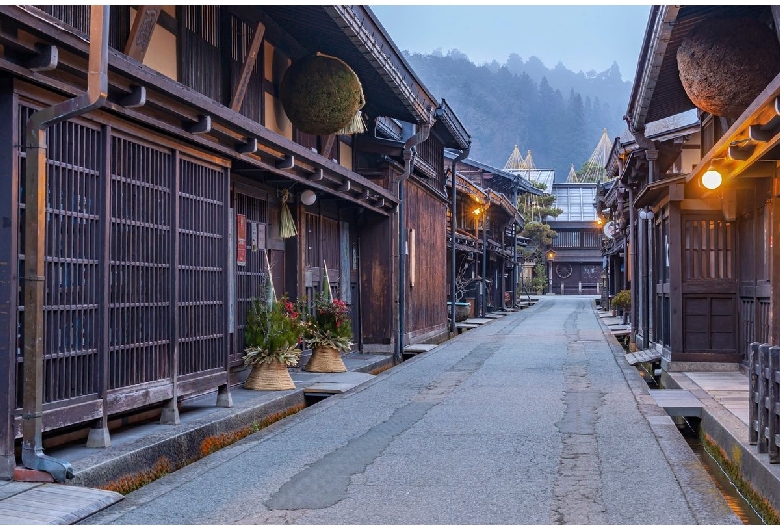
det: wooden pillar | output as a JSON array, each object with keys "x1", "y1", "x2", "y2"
[
  {"x1": 217, "y1": 168, "x2": 233, "y2": 408},
  {"x1": 86, "y1": 124, "x2": 112, "y2": 448},
  {"x1": 669, "y1": 201, "x2": 684, "y2": 355},
  {"x1": 0, "y1": 80, "x2": 18, "y2": 477},
  {"x1": 770, "y1": 189, "x2": 780, "y2": 346},
  {"x1": 161, "y1": 152, "x2": 180, "y2": 425}
]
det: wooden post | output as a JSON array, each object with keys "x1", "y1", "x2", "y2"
[
  {"x1": 750, "y1": 342, "x2": 761, "y2": 445},
  {"x1": 230, "y1": 21, "x2": 266, "y2": 112},
  {"x1": 770, "y1": 194, "x2": 780, "y2": 346},
  {"x1": 669, "y1": 201, "x2": 684, "y2": 356},
  {"x1": 123, "y1": 6, "x2": 162, "y2": 62},
  {"x1": 162, "y1": 152, "x2": 180, "y2": 425},
  {"x1": 769, "y1": 345, "x2": 780, "y2": 463},
  {"x1": 0, "y1": 81, "x2": 17, "y2": 478},
  {"x1": 759, "y1": 343, "x2": 770, "y2": 454},
  {"x1": 217, "y1": 168, "x2": 233, "y2": 408},
  {"x1": 87, "y1": 124, "x2": 112, "y2": 448}
]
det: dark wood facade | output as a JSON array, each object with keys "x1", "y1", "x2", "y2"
[
  {"x1": 0, "y1": 5, "x2": 470, "y2": 478},
  {"x1": 447, "y1": 158, "x2": 536, "y2": 317},
  {"x1": 612, "y1": 5, "x2": 780, "y2": 371}
]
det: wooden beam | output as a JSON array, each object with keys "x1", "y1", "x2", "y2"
[
  {"x1": 26, "y1": 43, "x2": 57, "y2": 71},
  {"x1": 236, "y1": 138, "x2": 257, "y2": 154},
  {"x1": 187, "y1": 115, "x2": 211, "y2": 134},
  {"x1": 119, "y1": 85, "x2": 146, "y2": 109},
  {"x1": 124, "y1": 6, "x2": 162, "y2": 62},
  {"x1": 322, "y1": 135, "x2": 336, "y2": 159},
  {"x1": 230, "y1": 21, "x2": 265, "y2": 112},
  {"x1": 728, "y1": 144, "x2": 755, "y2": 161}
]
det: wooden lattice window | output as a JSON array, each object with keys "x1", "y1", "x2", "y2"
[
  {"x1": 684, "y1": 218, "x2": 734, "y2": 280},
  {"x1": 109, "y1": 135, "x2": 173, "y2": 389},
  {"x1": 180, "y1": 6, "x2": 223, "y2": 102},
  {"x1": 178, "y1": 158, "x2": 226, "y2": 376},
  {"x1": 17, "y1": 105, "x2": 103, "y2": 404}
]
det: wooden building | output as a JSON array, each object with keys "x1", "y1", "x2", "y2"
[
  {"x1": 599, "y1": 117, "x2": 700, "y2": 309},
  {"x1": 447, "y1": 156, "x2": 539, "y2": 316},
  {"x1": 616, "y1": 5, "x2": 780, "y2": 372},
  {"x1": 0, "y1": 5, "x2": 469, "y2": 479},
  {"x1": 547, "y1": 182, "x2": 603, "y2": 295}
]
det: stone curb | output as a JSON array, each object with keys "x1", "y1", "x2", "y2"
[
  {"x1": 65, "y1": 354, "x2": 392, "y2": 490},
  {"x1": 593, "y1": 302, "x2": 740, "y2": 524},
  {"x1": 663, "y1": 370, "x2": 780, "y2": 517}
]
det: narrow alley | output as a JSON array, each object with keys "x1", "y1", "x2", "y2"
[{"x1": 79, "y1": 297, "x2": 739, "y2": 525}]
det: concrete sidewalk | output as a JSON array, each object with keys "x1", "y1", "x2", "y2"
[
  {"x1": 0, "y1": 351, "x2": 392, "y2": 524},
  {"x1": 595, "y1": 308, "x2": 780, "y2": 520}
]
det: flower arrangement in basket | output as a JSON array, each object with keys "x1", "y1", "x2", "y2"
[
  {"x1": 303, "y1": 263, "x2": 353, "y2": 373},
  {"x1": 243, "y1": 295, "x2": 306, "y2": 390}
]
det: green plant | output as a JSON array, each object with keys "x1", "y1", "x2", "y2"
[
  {"x1": 611, "y1": 289, "x2": 631, "y2": 311},
  {"x1": 243, "y1": 296, "x2": 305, "y2": 366},
  {"x1": 303, "y1": 292, "x2": 353, "y2": 352}
]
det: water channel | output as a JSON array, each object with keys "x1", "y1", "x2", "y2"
[{"x1": 635, "y1": 364, "x2": 765, "y2": 525}]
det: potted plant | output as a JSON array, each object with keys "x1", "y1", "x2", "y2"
[
  {"x1": 611, "y1": 289, "x2": 631, "y2": 323},
  {"x1": 303, "y1": 291, "x2": 353, "y2": 373},
  {"x1": 243, "y1": 296, "x2": 305, "y2": 390},
  {"x1": 449, "y1": 257, "x2": 476, "y2": 322}
]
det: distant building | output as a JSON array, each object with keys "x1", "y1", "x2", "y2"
[{"x1": 547, "y1": 182, "x2": 603, "y2": 295}]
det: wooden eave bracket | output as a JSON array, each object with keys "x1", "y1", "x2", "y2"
[
  {"x1": 276, "y1": 155, "x2": 294, "y2": 170},
  {"x1": 187, "y1": 115, "x2": 211, "y2": 135},
  {"x1": 26, "y1": 43, "x2": 57, "y2": 71},
  {"x1": 309, "y1": 168, "x2": 324, "y2": 181},
  {"x1": 339, "y1": 179, "x2": 351, "y2": 192},
  {"x1": 727, "y1": 144, "x2": 755, "y2": 161},
  {"x1": 120, "y1": 85, "x2": 146, "y2": 109},
  {"x1": 237, "y1": 138, "x2": 258, "y2": 154}
]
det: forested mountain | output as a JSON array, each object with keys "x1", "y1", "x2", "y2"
[{"x1": 403, "y1": 49, "x2": 632, "y2": 180}]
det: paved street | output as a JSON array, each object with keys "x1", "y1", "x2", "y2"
[{"x1": 80, "y1": 296, "x2": 740, "y2": 525}]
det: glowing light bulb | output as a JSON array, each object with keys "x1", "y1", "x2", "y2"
[{"x1": 701, "y1": 168, "x2": 722, "y2": 190}]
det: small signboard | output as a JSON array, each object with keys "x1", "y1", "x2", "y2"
[
  {"x1": 236, "y1": 213, "x2": 247, "y2": 266},
  {"x1": 251, "y1": 222, "x2": 258, "y2": 252}
]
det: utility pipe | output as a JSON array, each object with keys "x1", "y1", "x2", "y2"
[
  {"x1": 449, "y1": 145, "x2": 469, "y2": 333},
  {"x1": 628, "y1": 185, "x2": 637, "y2": 346},
  {"x1": 395, "y1": 121, "x2": 431, "y2": 365},
  {"x1": 22, "y1": 5, "x2": 109, "y2": 482},
  {"x1": 481, "y1": 190, "x2": 490, "y2": 317}
]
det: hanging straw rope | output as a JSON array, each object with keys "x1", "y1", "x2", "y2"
[{"x1": 279, "y1": 189, "x2": 298, "y2": 239}]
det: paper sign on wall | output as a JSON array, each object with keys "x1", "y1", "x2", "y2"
[
  {"x1": 237, "y1": 214, "x2": 247, "y2": 266},
  {"x1": 251, "y1": 222, "x2": 258, "y2": 251}
]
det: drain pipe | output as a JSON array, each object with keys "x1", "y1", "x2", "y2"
[
  {"x1": 22, "y1": 5, "x2": 109, "y2": 482},
  {"x1": 449, "y1": 145, "x2": 469, "y2": 333},
  {"x1": 395, "y1": 121, "x2": 431, "y2": 365}
]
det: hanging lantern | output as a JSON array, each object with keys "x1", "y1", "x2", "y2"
[
  {"x1": 677, "y1": 17, "x2": 780, "y2": 118},
  {"x1": 280, "y1": 52, "x2": 366, "y2": 135}
]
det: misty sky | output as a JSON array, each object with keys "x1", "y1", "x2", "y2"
[{"x1": 370, "y1": 4, "x2": 652, "y2": 80}]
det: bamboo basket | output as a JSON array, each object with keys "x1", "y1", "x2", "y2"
[
  {"x1": 304, "y1": 346, "x2": 347, "y2": 373},
  {"x1": 244, "y1": 359, "x2": 295, "y2": 390}
]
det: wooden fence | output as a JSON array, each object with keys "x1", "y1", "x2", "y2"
[{"x1": 749, "y1": 342, "x2": 780, "y2": 463}]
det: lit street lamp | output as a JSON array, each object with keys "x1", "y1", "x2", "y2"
[{"x1": 547, "y1": 249, "x2": 555, "y2": 295}]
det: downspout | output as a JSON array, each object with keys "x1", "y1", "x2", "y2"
[
  {"x1": 395, "y1": 121, "x2": 431, "y2": 365},
  {"x1": 481, "y1": 190, "x2": 490, "y2": 317},
  {"x1": 628, "y1": 185, "x2": 637, "y2": 346},
  {"x1": 449, "y1": 145, "x2": 469, "y2": 333},
  {"x1": 22, "y1": 5, "x2": 109, "y2": 482},
  {"x1": 513, "y1": 181, "x2": 519, "y2": 308}
]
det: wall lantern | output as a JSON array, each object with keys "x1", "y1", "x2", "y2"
[
  {"x1": 547, "y1": 250, "x2": 555, "y2": 261},
  {"x1": 701, "y1": 166, "x2": 723, "y2": 190},
  {"x1": 300, "y1": 189, "x2": 317, "y2": 205}
]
